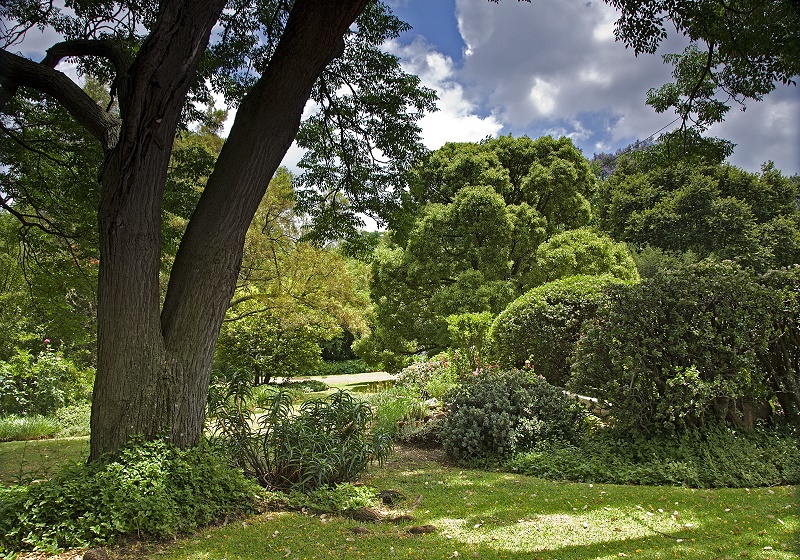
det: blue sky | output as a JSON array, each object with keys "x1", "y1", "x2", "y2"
[{"x1": 380, "y1": 0, "x2": 799, "y2": 175}]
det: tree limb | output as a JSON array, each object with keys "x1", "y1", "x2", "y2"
[{"x1": 0, "y1": 49, "x2": 120, "y2": 150}]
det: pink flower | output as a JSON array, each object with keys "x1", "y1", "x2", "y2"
[{"x1": 44, "y1": 339, "x2": 50, "y2": 344}]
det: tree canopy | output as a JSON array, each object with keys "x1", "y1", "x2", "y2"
[{"x1": 360, "y1": 136, "x2": 602, "y2": 369}]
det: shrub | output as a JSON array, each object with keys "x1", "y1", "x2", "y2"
[
  {"x1": 55, "y1": 403, "x2": 92, "y2": 437},
  {"x1": 491, "y1": 274, "x2": 629, "y2": 386},
  {"x1": 313, "y1": 359, "x2": 370, "y2": 377},
  {"x1": 570, "y1": 261, "x2": 798, "y2": 433},
  {"x1": 0, "y1": 347, "x2": 93, "y2": 416},
  {"x1": 208, "y1": 389, "x2": 391, "y2": 491},
  {"x1": 0, "y1": 439, "x2": 260, "y2": 553},
  {"x1": 530, "y1": 228, "x2": 639, "y2": 286},
  {"x1": 440, "y1": 369, "x2": 586, "y2": 462},
  {"x1": 396, "y1": 354, "x2": 458, "y2": 399},
  {"x1": 507, "y1": 424, "x2": 800, "y2": 487}
]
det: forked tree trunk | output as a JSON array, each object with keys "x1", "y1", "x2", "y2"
[{"x1": 89, "y1": 0, "x2": 370, "y2": 460}]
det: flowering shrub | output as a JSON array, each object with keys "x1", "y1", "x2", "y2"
[
  {"x1": 396, "y1": 354, "x2": 458, "y2": 399},
  {"x1": 0, "y1": 346, "x2": 93, "y2": 416}
]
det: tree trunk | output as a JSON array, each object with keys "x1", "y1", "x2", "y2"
[
  {"x1": 90, "y1": 0, "x2": 370, "y2": 460},
  {"x1": 89, "y1": 0, "x2": 228, "y2": 460}
]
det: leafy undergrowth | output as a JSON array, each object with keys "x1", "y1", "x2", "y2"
[{"x1": 121, "y1": 446, "x2": 797, "y2": 560}]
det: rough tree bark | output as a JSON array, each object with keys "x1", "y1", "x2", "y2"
[{"x1": 1, "y1": 0, "x2": 371, "y2": 460}]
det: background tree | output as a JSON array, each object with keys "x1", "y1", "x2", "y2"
[
  {"x1": 360, "y1": 136, "x2": 596, "y2": 369},
  {"x1": 216, "y1": 168, "x2": 370, "y2": 384},
  {"x1": 597, "y1": 156, "x2": 800, "y2": 270},
  {"x1": 608, "y1": 0, "x2": 800, "y2": 135}
]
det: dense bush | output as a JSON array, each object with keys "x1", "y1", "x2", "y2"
[
  {"x1": 507, "y1": 424, "x2": 800, "y2": 487},
  {"x1": 313, "y1": 359, "x2": 370, "y2": 377},
  {"x1": 440, "y1": 369, "x2": 586, "y2": 462},
  {"x1": 491, "y1": 274, "x2": 629, "y2": 386},
  {"x1": 570, "y1": 261, "x2": 800, "y2": 433},
  {"x1": 530, "y1": 228, "x2": 639, "y2": 286},
  {"x1": 0, "y1": 347, "x2": 93, "y2": 416},
  {"x1": 0, "y1": 439, "x2": 260, "y2": 553},
  {"x1": 208, "y1": 388, "x2": 391, "y2": 491}
]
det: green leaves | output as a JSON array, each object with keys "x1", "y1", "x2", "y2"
[
  {"x1": 569, "y1": 261, "x2": 800, "y2": 433},
  {"x1": 607, "y1": 0, "x2": 800, "y2": 133},
  {"x1": 0, "y1": 439, "x2": 259, "y2": 553},
  {"x1": 208, "y1": 389, "x2": 392, "y2": 492},
  {"x1": 363, "y1": 136, "x2": 597, "y2": 368},
  {"x1": 440, "y1": 369, "x2": 587, "y2": 462}
]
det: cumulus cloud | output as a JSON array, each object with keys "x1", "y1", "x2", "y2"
[
  {"x1": 385, "y1": 38, "x2": 503, "y2": 148},
  {"x1": 423, "y1": 0, "x2": 800, "y2": 174}
]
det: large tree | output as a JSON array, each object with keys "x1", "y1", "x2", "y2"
[{"x1": 1, "y1": 0, "x2": 797, "y2": 459}]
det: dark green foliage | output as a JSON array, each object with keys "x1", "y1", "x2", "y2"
[
  {"x1": 440, "y1": 369, "x2": 586, "y2": 462},
  {"x1": 209, "y1": 389, "x2": 391, "y2": 492},
  {"x1": 507, "y1": 425, "x2": 800, "y2": 488},
  {"x1": 0, "y1": 348, "x2": 93, "y2": 416},
  {"x1": 313, "y1": 359, "x2": 370, "y2": 377},
  {"x1": 0, "y1": 439, "x2": 260, "y2": 553},
  {"x1": 570, "y1": 261, "x2": 800, "y2": 433},
  {"x1": 491, "y1": 275, "x2": 630, "y2": 386},
  {"x1": 598, "y1": 161, "x2": 800, "y2": 271}
]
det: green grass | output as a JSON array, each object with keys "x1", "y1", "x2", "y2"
[
  {"x1": 0, "y1": 431, "x2": 796, "y2": 559},
  {"x1": 0, "y1": 436, "x2": 88, "y2": 485},
  {"x1": 142, "y1": 452, "x2": 798, "y2": 560}
]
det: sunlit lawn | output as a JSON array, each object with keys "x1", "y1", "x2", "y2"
[
  {"x1": 148, "y1": 453, "x2": 798, "y2": 560},
  {"x1": 0, "y1": 436, "x2": 88, "y2": 485},
  {"x1": 1, "y1": 437, "x2": 797, "y2": 559}
]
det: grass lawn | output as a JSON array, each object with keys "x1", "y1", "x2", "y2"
[
  {"x1": 0, "y1": 436, "x2": 88, "y2": 485},
  {"x1": 140, "y1": 448, "x2": 798, "y2": 560},
  {"x1": 2, "y1": 439, "x2": 797, "y2": 559}
]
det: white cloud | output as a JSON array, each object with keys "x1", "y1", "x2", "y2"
[
  {"x1": 386, "y1": 38, "x2": 502, "y2": 149},
  {"x1": 431, "y1": 0, "x2": 799, "y2": 174}
]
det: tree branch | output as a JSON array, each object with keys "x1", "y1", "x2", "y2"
[{"x1": 0, "y1": 49, "x2": 121, "y2": 150}]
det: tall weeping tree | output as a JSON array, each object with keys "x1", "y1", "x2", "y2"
[{"x1": 1, "y1": 0, "x2": 797, "y2": 460}]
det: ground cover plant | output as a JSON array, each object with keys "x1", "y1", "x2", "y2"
[
  {"x1": 0, "y1": 439, "x2": 260, "y2": 554},
  {"x1": 507, "y1": 424, "x2": 800, "y2": 488}
]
